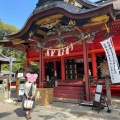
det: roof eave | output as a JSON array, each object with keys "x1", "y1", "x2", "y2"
[{"x1": 6, "y1": 3, "x2": 115, "y2": 40}]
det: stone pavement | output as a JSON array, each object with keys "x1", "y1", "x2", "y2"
[
  {"x1": 0, "y1": 97, "x2": 120, "y2": 120},
  {"x1": 1, "y1": 87, "x2": 120, "y2": 120},
  {"x1": 0, "y1": 101, "x2": 78, "y2": 120}
]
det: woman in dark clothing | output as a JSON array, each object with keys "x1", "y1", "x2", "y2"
[{"x1": 22, "y1": 73, "x2": 38, "y2": 119}]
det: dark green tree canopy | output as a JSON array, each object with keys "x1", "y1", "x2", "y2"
[
  {"x1": 0, "y1": 20, "x2": 25, "y2": 75},
  {"x1": 0, "y1": 20, "x2": 18, "y2": 40}
]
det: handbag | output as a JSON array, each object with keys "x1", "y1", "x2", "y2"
[{"x1": 24, "y1": 99, "x2": 33, "y2": 109}]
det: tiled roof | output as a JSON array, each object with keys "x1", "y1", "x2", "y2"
[{"x1": 97, "y1": 0, "x2": 120, "y2": 10}]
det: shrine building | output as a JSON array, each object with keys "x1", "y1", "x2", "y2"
[{"x1": 1, "y1": 0, "x2": 120, "y2": 102}]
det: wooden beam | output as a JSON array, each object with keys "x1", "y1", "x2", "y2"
[{"x1": 40, "y1": 30, "x2": 80, "y2": 43}]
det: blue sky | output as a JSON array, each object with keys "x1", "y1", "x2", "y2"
[{"x1": 0, "y1": 0, "x2": 98, "y2": 30}]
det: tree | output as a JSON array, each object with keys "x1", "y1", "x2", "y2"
[
  {"x1": 0, "y1": 20, "x2": 25, "y2": 74},
  {"x1": 0, "y1": 20, "x2": 18, "y2": 40}
]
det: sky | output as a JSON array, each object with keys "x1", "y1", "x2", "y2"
[{"x1": 0, "y1": 0, "x2": 98, "y2": 30}]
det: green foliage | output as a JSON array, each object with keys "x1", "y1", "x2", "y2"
[
  {"x1": 29, "y1": 62, "x2": 39, "y2": 74},
  {"x1": 0, "y1": 20, "x2": 18, "y2": 40},
  {"x1": 0, "y1": 46, "x2": 26, "y2": 73},
  {"x1": 0, "y1": 20, "x2": 25, "y2": 74}
]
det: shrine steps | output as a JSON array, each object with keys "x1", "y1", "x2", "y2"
[
  {"x1": 54, "y1": 80, "x2": 84, "y2": 103},
  {"x1": 57, "y1": 80, "x2": 84, "y2": 86}
]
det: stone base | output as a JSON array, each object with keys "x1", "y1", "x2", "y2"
[
  {"x1": 0, "y1": 91, "x2": 9, "y2": 100},
  {"x1": 35, "y1": 88, "x2": 54, "y2": 105}
]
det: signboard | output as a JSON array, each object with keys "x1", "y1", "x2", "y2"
[
  {"x1": 18, "y1": 84, "x2": 24, "y2": 96},
  {"x1": 96, "y1": 84, "x2": 103, "y2": 93},
  {"x1": 17, "y1": 73, "x2": 23, "y2": 78},
  {"x1": 94, "y1": 84, "x2": 103, "y2": 102},
  {"x1": 94, "y1": 94, "x2": 101, "y2": 102},
  {"x1": 92, "y1": 84, "x2": 110, "y2": 113},
  {"x1": 19, "y1": 89, "x2": 24, "y2": 95},
  {"x1": 100, "y1": 37, "x2": 120, "y2": 83}
]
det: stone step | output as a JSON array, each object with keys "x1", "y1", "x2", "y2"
[
  {"x1": 54, "y1": 89, "x2": 83, "y2": 94},
  {"x1": 54, "y1": 86, "x2": 84, "y2": 90},
  {"x1": 54, "y1": 93, "x2": 79, "y2": 99},
  {"x1": 58, "y1": 80, "x2": 84, "y2": 87}
]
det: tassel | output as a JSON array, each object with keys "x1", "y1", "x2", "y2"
[
  {"x1": 61, "y1": 49, "x2": 64, "y2": 56},
  {"x1": 47, "y1": 49, "x2": 50, "y2": 56},
  {"x1": 66, "y1": 47, "x2": 69, "y2": 54},
  {"x1": 51, "y1": 49, "x2": 55, "y2": 56},
  {"x1": 70, "y1": 43, "x2": 73, "y2": 51},
  {"x1": 58, "y1": 49, "x2": 61, "y2": 56}
]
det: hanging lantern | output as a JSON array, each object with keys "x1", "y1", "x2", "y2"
[{"x1": 66, "y1": 47, "x2": 69, "y2": 54}]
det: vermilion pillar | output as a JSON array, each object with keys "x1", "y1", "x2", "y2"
[
  {"x1": 91, "y1": 44, "x2": 97, "y2": 76},
  {"x1": 83, "y1": 40, "x2": 90, "y2": 101},
  {"x1": 41, "y1": 50, "x2": 44, "y2": 88},
  {"x1": 61, "y1": 56, "x2": 65, "y2": 80},
  {"x1": 39, "y1": 48, "x2": 43, "y2": 88}
]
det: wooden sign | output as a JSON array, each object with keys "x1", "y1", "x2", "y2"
[{"x1": 92, "y1": 83, "x2": 111, "y2": 113}]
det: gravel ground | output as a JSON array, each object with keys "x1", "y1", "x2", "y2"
[
  {"x1": 0, "y1": 101, "x2": 120, "y2": 120},
  {"x1": 0, "y1": 90, "x2": 120, "y2": 120}
]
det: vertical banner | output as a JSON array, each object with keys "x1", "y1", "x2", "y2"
[{"x1": 100, "y1": 37, "x2": 120, "y2": 83}]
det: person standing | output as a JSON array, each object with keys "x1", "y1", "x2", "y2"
[{"x1": 22, "y1": 73, "x2": 38, "y2": 119}]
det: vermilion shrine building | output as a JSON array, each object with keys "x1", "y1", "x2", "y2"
[{"x1": 1, "y1": 0, "x2": 120, "y2": 102}]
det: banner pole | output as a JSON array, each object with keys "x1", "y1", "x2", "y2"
[{"x1": 105, "y1": 77, "x2": 111, "y2": 105}]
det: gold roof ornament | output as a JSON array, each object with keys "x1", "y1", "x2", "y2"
[
  {"x1": 29, "y1": 31, "x2": 34, "y2": 38},
  {"x1": 40, "y1": 19, "x2": 61, "y2": 29},
  {"x1": 91, "y1": 15, "x2": 109, "y2": 23},
  {"x1": 83, "y1": 15, "x2": 110, "y2": 33},
  {"x1": 37, "y1": 30, "x2": 47, "y2": 37},
  {"x1": 36, "y1": 14, "x2": 63, "y2": 25},
  {"x1": 74, "y1": 1, "x2": 82, "y2": 8},
  {"x1": 56, "y1": 43, "x2": 65, "y2": 48},
  {"x1": 84, "y1": 15, "x2": 109, "y2": 27},
  {"x1": 69, "y1": 20, "x2": 76, "y2": 26},
  {"x1": 65, "y1": 0, "x2": 74, "y2": 4},
  {"x1": 64, "y1": 0, "x2": 82, "y2": 8},
  {"x1": 12, "y1": 39, "x2": 25, "y2": 44},
  {"x1": 91, "y1": 15, "x2": 110, "y2": 33}
]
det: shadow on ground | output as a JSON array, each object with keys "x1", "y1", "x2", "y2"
[
  {"x1": 0, "y1": 112, "x2": 12, "y2": 119},
  {"x1": 14, "y1": 108, "x2": 25, "y2": 117}
]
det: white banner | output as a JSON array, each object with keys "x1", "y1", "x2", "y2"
[{"x1": 100, "y1": 37, "x2": 120, "y2": 83}]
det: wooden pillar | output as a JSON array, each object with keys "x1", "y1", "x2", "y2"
[
  {"x1": 25, "y1": 50, "x2": 29, "y2": 67},
  {"x1": 61, "y1": 56, "x2": 65, "y2": 80},
  {"x1": 91, "y1": 44, "x2": 97, "y2": 76},
  {"x1": 39, "y1": 48, "x2": 43, "y2": 88},
  {"x1": 41, "y1": 51, "x2": 44, "y2": 88},
  {"x1": 26, "y1": 61, "x2": 29, "y2": 67},
  {"x1": 83, "y1": 40, "x2": 90, "y2": 101},
  {"x1": 105, "y1": 78, "x2": 112, "y2": 105}
]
